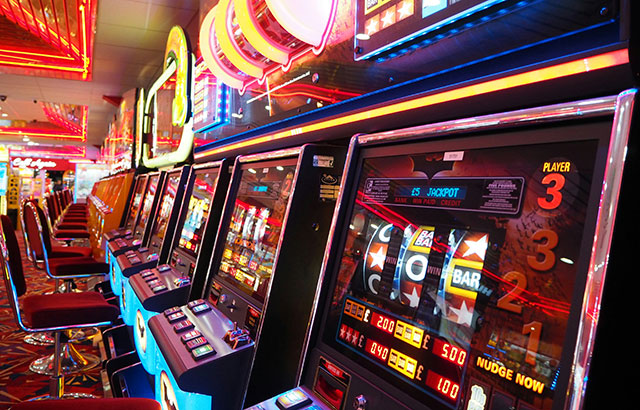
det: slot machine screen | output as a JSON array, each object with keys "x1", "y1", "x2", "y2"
[
  {"x1": 125, "y1": 176, "x2": 148, "y2": 229},
  {"x1": 216, "y1": 160, "x2": 297, "y2": 305},
  {"x1": 322, "y1": 122, "x2": 609, "y2": 410},
  {"x1": 149, "y1": 172, "x2": 181, "y2": 246},
  {"x1": 134, "y1": 174, "x2": 160, "y2": 238},
  {"x1": 177, "y1": 168, "x2": 220, "y2": 257}
]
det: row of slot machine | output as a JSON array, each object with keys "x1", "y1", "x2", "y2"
[
  {"x1": 86, "y1": 170, "x2": 135, "y2": 255},
  {"x1": 96, "y1": 87, "x2": 634, "y2": 410}
]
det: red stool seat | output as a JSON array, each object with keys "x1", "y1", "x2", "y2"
[
  {"x1": 22, "y1": 291, "x2": 119, "y2": 328},
  {"x1": 53, "y1": 229, "x2": 90, "y2": 239},
  {"x1": 10, "y1": 398, "x2": 160, "y2": 410},
  {"x1": 56, "y1": 223, "x2": 88, "y2": 230},
  {"x1": 50, "y1": 245, "x2": 93, "y2": 258},
  {"x1": 48, "y1": 257, "x2": 108, "y2": 277}
]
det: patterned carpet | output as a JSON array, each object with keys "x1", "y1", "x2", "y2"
[{"x1": 0, "y1": 228, "x2": 106, "y2": 409}]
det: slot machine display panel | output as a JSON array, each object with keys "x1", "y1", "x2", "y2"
[
  {"x1": 118, "y1": 166, "x2": 191, "y2": 326},
  {"x1": 122, "y1": 174, "x2": 149, "y2": 232},
  {"x1": 212, "y1": 158, "x2": 298, "y2": 313},
  {"x1": 247, "y1": 93, "x2": 632, "y2": 410},
  {"x1": 173, "y1": 164, "x2": 226, "y2": 278},
  {"x1": 109, "y1": 171, "x2": 165, "y2": 296},
  {"x1": 129, "y1": 162, "x2": 231, "y2": 374},
  {"x1": 146, "y1": 167, "x2": 191, "y2": 258},
  {"x1": 103, "y1": 174, "x2": 149, "y2": 244}
]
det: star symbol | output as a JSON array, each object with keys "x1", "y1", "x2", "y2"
[
  {"x1": 397, "y1": 0, "x2": 414, "y2": 20},
  {"x1": 365, "y1": 17, "x2": 379, "y2": 36},
  {"x1": 448, "y1": 300, "x2": 474, "y2": 326},
  {"x1": 403, "y1": 287, "x2": 420, "y2": 308},
  {"x1": 340, "y1": 325, "x2": 346, "y2": 339},
  {"x1": 369, "y1": 246, "x2": 387, "y2": 270},
  {"x1": 463, "y1": 234, "x2": 488, "y2": 260},
  {"x1": 381, "y1": 8, "x2": 396, "y2": 28}
]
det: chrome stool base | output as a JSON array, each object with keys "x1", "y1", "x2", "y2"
[
  {"x1": 29, "y1": 342, "x2": 100, "y2": 376},
  {"x1": 24, "y1": 327, "x2": 99, "y2": 345}
]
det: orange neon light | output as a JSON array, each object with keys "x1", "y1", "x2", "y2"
[
  {"x1": 216, "y1": 0, "x2": 267, "y2": 79},
  {"x1": 199, "y1": 5, "x2": 250, "y2": 90},
  {"x1": 195, "y1": 49, "x2": 629, "y2": 159},
  {"x1": 234, "y1": 0, "x2": 291, "y2": 64}
]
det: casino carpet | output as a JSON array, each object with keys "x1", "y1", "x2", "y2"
[{"x1": 0, "y1": 228, "x2": 106, "y2": 409}]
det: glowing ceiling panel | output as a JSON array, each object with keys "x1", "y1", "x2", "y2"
[{"x1": 0, "y1": 0, "x2": 96, "y2": 80}]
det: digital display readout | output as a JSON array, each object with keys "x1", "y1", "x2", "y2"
[
  {"x1": 338, "y1": 296, "x2": 466, "y2": 403},
  {"x1": 395, "y1": 185, "x2": 467, "y2": 200},
  {"x1": 362, "y1": 177, "x2": 524, "y2": 215}
]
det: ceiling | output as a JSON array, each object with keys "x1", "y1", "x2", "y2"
[{"x1": 0, "y1": 0, "x2": 201, "y2": 156}]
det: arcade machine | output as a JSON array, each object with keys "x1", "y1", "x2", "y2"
[
  {"x1": 108, "y1": 170, "x2": 165, "y2": 296},
  {"x1": 122, "y1": 160, "x2": 232, "y2": 381},
  {"x1": 246, "y1": 91, "x2": 635, "y2": 410},
  {"x1": 146, "y1": 144, "x2": 346, "y2": 410},
  {"x1": 102, "y1": 173, "x2": 150, "y2": 244},
  {"x1": 114, "y1": 165, "x2": 191, "y2": 321}
]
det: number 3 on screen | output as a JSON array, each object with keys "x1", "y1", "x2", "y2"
[{"x1": 537, "y1": 173, "x2": 565, "y2": 210}]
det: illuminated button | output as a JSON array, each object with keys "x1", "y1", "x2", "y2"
[
  {"x1": 191, "y1": 344, "x2": 216, "y2": 360},
  {"x1": 152, "y1": 285, "x2": 167, "y2": 293},
  {"x1": 181, "y1": 330, "x2": 202, "y2": 343},
  {"x1": 186, "y1": 336, "x2": 208, "y2": 350},
  {"x1": 173, "y1": 320, "x2": 194, "y2": 333},
  {"x1": 157, "y1": 264, "x2": 171, "y2": 272},
  {"x1": 166, "y1": 311, "x2": 186, "y2": 323},
  {"x1": 187, "y1": 299, "x2": 206, "y2": 309},
  {"x1": 275, "y1": 389, "x2": 311, "y2": 410},
  {"x1": 164, "y1": 307, "x2": 181, "y2": 316},
  {"x1": 191, "y1": 303, "x2": 211, "y2": 315}
]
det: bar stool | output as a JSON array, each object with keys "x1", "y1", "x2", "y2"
[
  {"x1": 22, "y1": 200, "x2": 93, "y2": 265},
  {"x1": 22, "y1": 202, "x2": 112, "y2": 376},
  {"x1": 42, "y1": 197, "x2": 90, "y2": 239},
  {"x1": 20, "y1": 201, "x2": 93, "y2": 347},
  {"x1": 10, "y1": 397, "x2": 160, "y2": 410},
  {"x1": 0, "y1": 215, "x2": 119, "y2": 400}
]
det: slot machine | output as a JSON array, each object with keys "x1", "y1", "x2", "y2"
[
  {"x1": 126, "y1": 160, "x2": 232, "y2": 375},
  {"x1": 108, "y1": 170, "x2": 165, "y2": 296},
  {"x1": 103, "y1": 173, "x2": 150, "y2": 244},
  {"x1": 247, "y1": 91, "x2": 634, "y2": 410},
  {"x1": 147, "y1": 144, "x2": 346, "y2": 410},
  {"x1": 116, "y1": 165, "x2": 192, "y2": 324}
]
